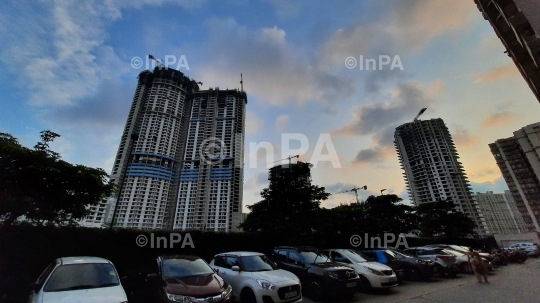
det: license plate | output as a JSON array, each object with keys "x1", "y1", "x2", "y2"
[
  {"x1": 346, "y1": 282, "x2": 356, "y2": 288},
  {"x1": 285, "y1": 291, "x2": 297, "y2": 298}
]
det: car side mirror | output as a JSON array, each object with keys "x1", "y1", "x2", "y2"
[
  {"x1": 213, "y1": 268, "x2": 219, "y2": 274},
  {"x1": 231, "y1": 266, "x2": 240, "y2": 272}
]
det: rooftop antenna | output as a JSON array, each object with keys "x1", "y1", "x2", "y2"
[{"x1": 240, "y1": 73, "x2": 244, "y2": 92}]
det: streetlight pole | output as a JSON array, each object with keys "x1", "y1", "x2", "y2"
[
  {"x1": 109, "y1": 133, "x2": 139, "y2": 232},
  {"x1": 380, "y1": 189, "x2": 387, "y2": 195}
]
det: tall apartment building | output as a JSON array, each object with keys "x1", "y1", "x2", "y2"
[
  {"x1": 475, "y1": 0, "x2": 540, "y2": 102},
  {"x1": 489, "y1": 122, "x2": 540, "y2": 232},
  {"x1": 394, "y1": 118, "x2": 488, "y2": 234},
  {"x1": 83, "y1": 67, "x2": 246, "y2": 232},
  {"x1": 474, "y1": 191, "x2": 527, "y2": 234}
]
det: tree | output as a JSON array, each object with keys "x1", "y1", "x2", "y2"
[
  {"x1": 416, "y1": 200, "x2": 476, "y2": 238},
  {"x1": 239, "y1": 163, "x2": 330, "y2": 235},
  {"x1": 0, "y1": 131, "x2": 114, "y2": 226}
]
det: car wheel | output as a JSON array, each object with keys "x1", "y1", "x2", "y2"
[
  {"x1": 437, "y1": 265, "x2": 446, "y2": 278},
  {"x1": 461, "y1": 263, "x2": 473, "y2": 274},
  {"x1": 358, "y1": 275, "x2": 372, "y2": 293},
  {"x1": 240, "y1": 288, "x2": 257, "y2": 303},
  {"x1": 408, "y1": 268, "x2": 421, "y2": 281},
  {"x1": 447, "y1": 270, "x2": 458, "y2": 278},
  {"x1": 308, "y1": 280, "x2": 324, "y2": 302}
]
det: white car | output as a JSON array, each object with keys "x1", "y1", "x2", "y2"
[
  {"x1": 404, "y1": 247, "x2": 459, "y2": 277},
  {"x1": 209, "y1": 252, "x2": 302, "y2": 303},
  {"x1": 320, "y1": 249, "x2": 398, "y2": 291},
  {"x1": 28, "y1": 256, "x2": 128, "y2": 303},
  {"x1": 507, "y1": 242, "x2": 539, "y2": 253}
]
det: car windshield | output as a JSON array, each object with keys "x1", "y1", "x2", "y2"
[
  {"x1": 241, "y1": 255, "x2": 276, "y2": 272},
  {"x1": 444, "y1": 249, "x2": 465, "y2": 256},
  {"x1": 392, "y1": 249, "x2": 414, "y2": 258},
  {"x1": 300, "y1": 251, "x2": 331, "y2": 264},
  {"x1": 449, "y1": 245, "x2": 469, "y2": 253},
  {"x1": 162, "y1": 258, "x2": 214, "y2": 278},
  {"x1": 340, "y1": 250, "x2": 368, "y2": 263},
  {"x1": 43, "y1": 263, "x2": 119, "y2": 292}
]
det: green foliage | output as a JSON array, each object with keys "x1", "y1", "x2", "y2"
[
  {"x1": 0, "y1": 131, "x2": 115, "y2": 226},
  {"x1": 239, "y1": 163, "x2": 329, "y2": 235},
  {"x1": 416, "y1": 200, "x2": 476, "y2": 238}
]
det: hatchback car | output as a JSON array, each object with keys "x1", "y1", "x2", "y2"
[
  {"x1": 28, "y1": 256, "x2": 128, "y2": 303},
  {"x1": 320, "y1": 249, "x2": 398, "y2": 292},
  {"x1": 271, "y1": 246, "x2": 358, "y2": 301},
  {"x1": 404, "y1": 247, "x2": 459, "y2": 277},
  {"x1": 145, "y1": 255, "x2": 232, "y2": 303},
  {"x1": 210, "y1": 252, "x2": 301, "y2": 303},
  {"x1": 361, "y1": 249, "x2": 436, "y2": 281}
]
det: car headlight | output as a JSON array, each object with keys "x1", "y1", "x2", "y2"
[
  {"x1": 364, "y1": 267, "x2": 384, "y2": 276},
  {"x1": 257, "y1": 279, "x2": 277, "y2": 290},
  {"x1": 327, "y1": 271, "x2": 340, "y2": 280},
  {"x1": 222, "y1": 284, "x2": 233, "y2": 298},
  {"x1": 166, "y1": 292, "x2": 196, "y2": 302}
]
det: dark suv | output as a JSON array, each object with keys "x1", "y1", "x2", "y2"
[
  {"x1": 271, "y1": 246, "x2": 358, "y2": 301},
  {"x1": 361, "y1": 249, "x2": 436, "y2": 281}
]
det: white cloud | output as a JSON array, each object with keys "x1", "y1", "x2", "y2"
[
  {"x1": 275, "y1": 114, "x2": 289, "y2": 132},
  {"x1": 196, "y1": 17, "x2": 354, "y2": 107},
  {"x1": 245, "y1": 110, "x2": 264, "y2": 134}
]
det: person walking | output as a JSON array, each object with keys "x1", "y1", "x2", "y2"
[{"x1": 467, "y1": 248, "x2": 488, "y2": 283}]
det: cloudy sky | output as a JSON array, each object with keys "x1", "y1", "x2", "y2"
[{"x1": 1, "y1": 0, "x2": 538, "y2": 211}]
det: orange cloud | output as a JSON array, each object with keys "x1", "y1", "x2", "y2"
[
  {"x1": 453, "y1": 130, "x2": 481, "y2": 148},
  {"x1": 476, "y1": 63, "x2": 520, "y2": 84},
  {"x1": 481, "y1": 112, "x2": 521, "y2": 128}
]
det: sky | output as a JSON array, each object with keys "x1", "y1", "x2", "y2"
[{"x1": 1, "y1": 0, "x2": 538, "y2": 211}]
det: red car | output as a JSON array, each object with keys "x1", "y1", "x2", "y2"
[{"x1": 146, "y1": 255, "x2": 233, "y2": 303}]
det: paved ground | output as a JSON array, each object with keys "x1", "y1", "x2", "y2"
[{"x1": 303, "y1": 259, "x2": 540, "y2": 303}]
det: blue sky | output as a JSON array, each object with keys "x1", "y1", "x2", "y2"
[{"x1": 1, "y1": 0, "x2": 538, "y2": 211}]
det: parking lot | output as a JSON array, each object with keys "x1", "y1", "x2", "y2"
[{"x1": 304, "y1": 260, "x2": 540, "y2": 303}]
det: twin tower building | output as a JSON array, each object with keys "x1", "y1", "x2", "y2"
[{"x1": 83, "y1": 67, "x2": 247, "y2": 232}]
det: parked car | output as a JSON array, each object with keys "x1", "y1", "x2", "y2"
[
  {"x1": 506, "y1": 243, "x2": 540, "y2": 257},
  {"x1": 430, "y1": 244, "x2": 493, "y2": 261},
  {"x1": 440, "y1": 249, "x2": 493, "y2": 273},
  {"x1": 361, "y1": 248, "x2": 436, "y2": 281},
  {"x1": 271, "y1": 246, "x2": 358, "y2": 301},
  {"x1": 404, "y1": 247, "x2": 459, "y2": 277},
  {"x1": 145, "y1": 255, "x2": 232, "y2": 303},
  {"x1": 28, "y1": 256, "x2": 128, "y2": 303},
  {"x1": 320, "y1": 249, "x2": 398, "y2": 292},
  {"x1": 209, "y1": 251, "x2": 302, "y2": 303}
]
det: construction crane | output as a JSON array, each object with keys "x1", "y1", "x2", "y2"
[
  {"x1": 240, "y1": 73, "x2": 244, "y2": 92},
  {"x1": 267, "y1": 155, "x2": 299, "y2": 166},
  {"x1": 148, "y1": 54, "x2": 163, "y2": 67},
  {"x1": 332, "y1": 185, "x2": 368, "y2": 204},
  {"x1": 413, "y1": 108, "x2": 427, "y2": 122}
]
